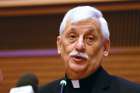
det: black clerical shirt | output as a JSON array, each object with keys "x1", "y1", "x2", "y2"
[
  {"x1": 64, "y1": 68, "x2": 101, "y2": 93},
  {"x1": 39, "y1": 66, "x2": 140, "y2": 93}
]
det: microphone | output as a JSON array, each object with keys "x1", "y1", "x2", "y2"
[
  {"x1": 60, "y1": 80, "x2": 67, "y2": 93},
  {"x1": 9, "y1": 73, "x2": 39, "y2": 93}
]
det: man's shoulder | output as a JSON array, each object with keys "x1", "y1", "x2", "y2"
[
  {"x1": 111, "y1": 75, "x2": 140, "y2": 93},
  {"x1": 39, "y1": 78, "x2": 62, "y2": 93}
]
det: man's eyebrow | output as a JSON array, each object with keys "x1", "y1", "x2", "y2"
[
  {"x1": 86, "y1": 26, "x2": 96, "y2": 32},
  {"x1": 81, "y1": 26, "x2": 96, "y2": 33},
  {"x1": 68, "y1": 26, "x2": 77, "y2": 32},
  {"x1": 65, "y1": 27, "x2": 77, "y2": 35}
]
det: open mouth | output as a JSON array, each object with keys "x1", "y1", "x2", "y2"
[{"x1": 71, "y1": 55, "x2": 87, "y2": 62}]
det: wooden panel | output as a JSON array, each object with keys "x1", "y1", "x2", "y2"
[
  {"x1": 0, "y1": 47, "x2": 140, "y2": 93},
  {"x1": 0, "y1": 1, "x2": 140, "y2": 16},
  {"x1": 0, "y1": 10, "x2": 140, "y2": 50},
  {"x1": 0, "y1": 0, "x2": 121, "y2": 7},
  {"x1": 0, "y1": 14, "x2": 61, "y2": 50},
  {"x1": 103, "y1": 52, "x2": 140, "y2": 83},
  {"x1": 105, "y1": 10, "x2": 140, "y2": 47},
  {"x1": 0, "y1": 56, "x2": 65, "y2": 93}
]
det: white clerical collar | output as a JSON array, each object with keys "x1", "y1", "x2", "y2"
[{"x1": 71, "y1": 80, "x2": 80, "y2": 88}]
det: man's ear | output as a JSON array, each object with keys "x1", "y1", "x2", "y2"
[
  {"x1": 103, "y1": 39, "x2": 110, "y2": 56},
  {"x1": 57, "y1": 36, "x2": 62, "y2": 54}
]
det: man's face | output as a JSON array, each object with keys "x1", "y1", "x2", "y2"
[{"x1": 57, "y1": 18, "x2": 109, "y2": 79}]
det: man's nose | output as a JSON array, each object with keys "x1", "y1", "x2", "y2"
[{"x1": 75, "y1": 37, "x2": 85, "y2": 52}]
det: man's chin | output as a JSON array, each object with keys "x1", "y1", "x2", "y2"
[
  {"x1": 66, "y1": 64, "x2": 88, "y2": 80},
  {"x1": 69, "y1": 62, "x2": 87, "y2": 72}
]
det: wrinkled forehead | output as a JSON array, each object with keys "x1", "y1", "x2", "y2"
[
  {"x1": 64, "y1": 18, "x2": 100, "y2": 33},
  {"x1": 71, "y1": 18, "x2": 99, "y2": 26}
]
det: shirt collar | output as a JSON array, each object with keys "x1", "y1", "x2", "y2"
[{"x1": 65, "y1": 67, "x2": 104, "y2": 89}]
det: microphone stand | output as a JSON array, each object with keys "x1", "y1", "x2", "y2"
[{"x1": 60, "y1": 80, "x2": 67, "y2": 93}]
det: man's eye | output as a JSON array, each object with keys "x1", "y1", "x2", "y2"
[
  {"x1": 67, "y1": 34, "x2": 77, "y2": 43},
  {"x1": 69, "y1": 34, "x2": 76, "y2": 39},
  {"x1": 86, "y1": 36, "x2": 95, "y2": 44}
]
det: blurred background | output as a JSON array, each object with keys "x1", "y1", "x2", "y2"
[{"x1": 0, "y1": 0, "x2": 140, "y2": 93}]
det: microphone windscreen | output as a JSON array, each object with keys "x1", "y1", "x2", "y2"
[{"x1": 16, "y1": 73, "x2": 38, "y2": 93}]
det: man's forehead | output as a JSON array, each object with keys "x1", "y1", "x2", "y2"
[
  {"x1": 71, "y1": 18, "x2": 98, "y2": 25},
  {"x1": 70, "y1": 24, "x2": 96, "y2": 32},
  {"x1": 64, "y1": 18, "x2": 100, "y2": 31}
]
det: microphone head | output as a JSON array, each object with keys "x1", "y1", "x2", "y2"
[
  {"x1": 16, "y1": 73, "x2": 39, "y2": 93},
  {"x1": 10, "y1": 86, "x2": 34, "y2": 93},
  {"x1": 60, "y1": 80, "x2": 67, "y2": 86}
]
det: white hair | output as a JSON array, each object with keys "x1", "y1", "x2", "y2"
[{"x1": 59, "y1": 6, "x2": 110, "y2": 40}]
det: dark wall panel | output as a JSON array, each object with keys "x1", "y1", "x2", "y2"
[
  {"x1": 105, "y1": 10, "x2": 140, "y2": 47},
  {"x1": 0, "y1": 10, "x2": 140, "y2": 50}
]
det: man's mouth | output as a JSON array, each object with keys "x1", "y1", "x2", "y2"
[
  {"x1": 71, "y1": 55, "x2": 87, "y2": 62},
  {"x1": 69, "y1": 50, "x2": 89, "y2": 63}
]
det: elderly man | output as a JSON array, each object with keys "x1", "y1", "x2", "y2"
[{"x1": 39, "y1": 6, "x2": 140, "y2": 93}]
